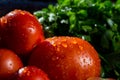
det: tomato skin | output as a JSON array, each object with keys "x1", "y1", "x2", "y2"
[
  {"x1": 0, "y1": 9, "x2": 44, "y2": 56},
  {"x1": 29, "y1": 36, "x2": 101, "y2": 80},
  {"x1": 0, "y1": 49, "x2": 23, "y2": 80},
  {"x1": 87, "y1": 77, "x2": 116, "y2": 80},
  {"x1": 15, "y1": 66, "x2": 50, "y2": 80}
]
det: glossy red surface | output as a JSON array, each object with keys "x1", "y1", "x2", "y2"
[
  {"x1": 29, "y1": 36, "x2": 101, "y2": 80},
  {"x1": 0, "y1": 10, "x2": 44, "y2": 57},
  {"x1": 15, "y1": 66, "x2": 50, "y2": 80},
  {"x1": 0, "y1": 49, "x2": 23, "y2": 80}
]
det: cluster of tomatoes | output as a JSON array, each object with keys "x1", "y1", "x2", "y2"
[{"x1": 0, "y1": 9, "x2": 102, "y2": 80}]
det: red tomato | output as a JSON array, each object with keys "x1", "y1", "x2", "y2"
[
  {"x1": 87, "y1": 77, "x2": 116, "y2": 80},
  {"x1": 15, "y1": 66, "x2": 50, "y2": 80},
  {"x1": 0, "y1": 49, "x2": 23, "y2": 80},
  {"x1": 0, "y1": 9, "x2": 44, "y2": 56},
  {"x1": 29, "y1": 36, "x2": 101, "y2": 80}
]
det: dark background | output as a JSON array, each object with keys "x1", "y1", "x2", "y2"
[{"x1": 0, "y1": 0, "x2": 56, "y2": 17}]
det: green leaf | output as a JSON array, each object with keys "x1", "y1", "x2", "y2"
[
  {"x1": 82, "y1": 25, "x2": 92, "y2": 32},
  {"x1": 77, "y1": 10, "x2": 88, "y2": 19}
]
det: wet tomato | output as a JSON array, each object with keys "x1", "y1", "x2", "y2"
[
  {"x1": 29, "y1": 36, "x2": 101, "y2": 80},
  {"x1": 87, "y1": 77, "x2": 116, "y2": 80},
  {"x1": 0, "y1": 49, "x2": 23, "y2": 80},
  {"x1": 0, "y1": 9, "x2": 44, "y2": 57},
  {"x1": 15, "y1": 66, "x2": 50, "y2": 80}
]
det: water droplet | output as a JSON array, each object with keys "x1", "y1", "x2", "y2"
[
  {"x1": 20, "y1": 11, "x2": 25, "y2": 15},
  {"x1": 62, "y1": 43, "x2": 68, "y2": 48},
  {"x1": 61, "y1": 38, "x2": 67, "y2": 42},
  {"x1": 51, "y1": 40, "x2": 55, "y2": 45},
  {"x1": 72, "y1": 41, "x2": 77, "y2": 44},
  {"x1": 52, "y1": 56, "x2": 59, "y2": 61},
  {"x1": 53, "y1": 44, "x2": 56, "y2": 47},
  {"x1": 27, "y1": 71, "x2": 31, "y2": 76},
  {"x1": 1, "y1": 17, "x2": 7, "y2": 26},
  {"x1": 57, "y1": 47, "x2": 60, "y2": 51},
  {"x1": 56, "y1": 57, "x2": 59, "y2": 60},
  {"x1": 79, "y1": 46, "x2": 83, "y2": 50},
  {"x1": 18, "y1": 67, "x2": 26, "y2": 74},
  {"x1": 58, "y1": 42, "x2": 61, "y2": 45}
]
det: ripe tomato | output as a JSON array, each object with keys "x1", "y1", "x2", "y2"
[
  {"x1": 0, "y1": 9, "x2": 44, "y2": 56},
  {"x1": 29, "y1": 36, "x2": 101, "y2": 80},
  {"x1": 87, "y1": 77, "x2": 116, "y2": 80},
  {"x1": 15, "y1": 66, "x2": 50, "y2": 80},
  {"x1": 0, "y1": 49, "x2": 23, "y2": 80}
]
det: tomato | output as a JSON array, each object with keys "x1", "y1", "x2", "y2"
[
  {"x1": 15, "y1": 66, "x2": 50, "y2": 80},
  {"x1": 29, "y1": 36, "x2": 101, "y2": 80},
  {"x1": 87, "y1": 77, "x2": 116, "y2": 80},
  {"x1": 0, "y1": 49, "x2": 23, "y2": 80},
  {"x1": 0, "y1": 9, "x2": 44, "y2": 57}
]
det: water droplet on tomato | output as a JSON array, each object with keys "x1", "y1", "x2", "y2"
[{"x1": 61, "y1": 43, "x2": 67, "y2": 48}]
